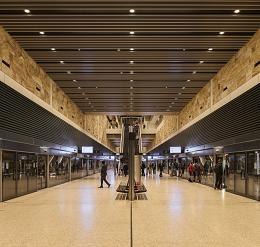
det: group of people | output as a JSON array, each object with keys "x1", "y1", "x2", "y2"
[
  {"x1": 187, "y1": 159, "x2": 223, "y2": 190},
  {"x1": 187, "y1": 162, "x2": 204, "y2": 183},
  {"x1": 169, "y1": 160, "x2": 185, "y2": 177},
  {"x1": 141, "y1": 162, "x2": 157, "y2": 176}
]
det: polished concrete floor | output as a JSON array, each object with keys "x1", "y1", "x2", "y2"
[{"x1": 0, "y1": 171, "x2": 259, "y2": 247}]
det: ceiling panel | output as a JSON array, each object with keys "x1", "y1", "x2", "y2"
[{"x1": 0, "y1": 0, "x2": 259, "y2": 113}]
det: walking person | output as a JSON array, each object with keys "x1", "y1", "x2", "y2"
[{"x1": 98, "y1": 161, "x2": 111, "y2": 188}]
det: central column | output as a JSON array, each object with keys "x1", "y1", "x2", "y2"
[{"x1": 128, "y1": 126, "x2": 136, "y2": 201}]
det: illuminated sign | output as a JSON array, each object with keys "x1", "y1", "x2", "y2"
[
  {"x1": 170, "y1": 146, "x2": 182, "y2": 153},
  {"x1": 82, "y1": 146, "x2": 93, "y2": 153}
]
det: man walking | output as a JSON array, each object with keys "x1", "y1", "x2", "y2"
[{"x1": 98, "y1": 161, "x2": 111, "y2": 188}]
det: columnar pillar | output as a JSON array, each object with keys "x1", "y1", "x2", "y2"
[
  {"x1": 46, "y1": 155, "x2": 50, "y2": 188},
  {"x1": 128, "y1": 128, "x2": 135, "y2": 201}
]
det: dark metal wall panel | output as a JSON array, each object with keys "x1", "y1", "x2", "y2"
[
  {"x1": 151, "y1": 83, "x2": 260, "y2": 154},
  {"x1": 0, "y1": 81, "x2": 112, "y2": 154}
]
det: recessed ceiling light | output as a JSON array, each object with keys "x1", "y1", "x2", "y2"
[
  {"x1": 85, "y1": 97, "x2": 88, "y2": 100},
  {"x1": 91, "y1": 106, "x2": 94, "y2": 108},
  {"x1": 67, "y1": 71, "x2": 71, "y2": 74},
  {"x1": 130, "y1": 71, "x2": 134, "y2": 74},
  {"x1": 82, "y1": 92, "x2": 85, "y2": 95},
  {"x1": 130, "y1": 79, "x2": 134, "y2": 82},
  {"x1": 169, "y1": 105, "x2": 172, "y2": 108},
  {"x1": 166, "y1": 109, "x2": 170, "y2": 112},
  {"x1": 60, "y1": 60, "x2": 64, "y2": 64},
  {"x1": 182, "y1": 48, "x2": 186, "y2": 51},
  {"x1": 165, "y1": 86, "x2": 168, "y2": 88},
  {"x1": 130, "y1": 86, "x2": 133, "y2": 89},
  {"x1": 130, "y1": 60, "x2": 134, "y2": 64},
  {"x1": 129, "y1": 9, "x2": 135, "y2": 13},
  {"x1": 130, "y1": 31, "x2": 135, "y2": 35},
  {"x1": 88, "y1": 102, "x2": 91, "y2": 105},
  {"x1": 96, "y1": 86, "x2": 98, "y2": 89},
  {"x1": 24, "y1": 9, "x2": 30, "y2": 14},
  {"x1": 51, "y1": 48, "x2": 56, "y2": 51},
  {"x1": 175, "y1": 97, "x2": 178, "y2": 100},
  {"x1": 171, "y1": 102, "x2": 175, "y2": 104},
  {"x1": 219, "y1": 31, "x2": 225, "y2": 35},
  {"x1": 182, "y1": 86, "x2": 186, "y2": 89},
  {"x1": 120, "y1": 72, "x2": 123, "y2": 74},
  {"x1": 77, "y1": 87, "x2": 81, "y2": 89},
  {"x1": 192, "y1": 71, "x2": 197, "y2": 74},
  {"x1": 117, "y1": 48, "x2": 121, "y2": 52},
  {"x1": 199, "y1": 60, "x2": 204, "y2": 64},
  {"x1": 130, "y1": 102, "x2": 133, "y2": 105},
  {"x1": 178, "y1": 92, "x2": 182, "y2": 95},
  {"x1": 234, "y1": 9, "x2": 240, "y2": 14},
  {"x1": 187, "y1": 79, "x2": 191, "y2": 82},
  {"x1": 39, "y1": 31, "x2": 45, "y2": 35},
  {"x1": 78, "y1": 48, "x2": 81, "y2": 51},
  {"x1": 208, "y1": 48, "x2": 213, "y2": 51},
  {"x1": 130, "y1": 48, "x2": 134, "y2": 51},
  {"x1": 73, "y1": 79, "x2": 77, "y2": 82}
]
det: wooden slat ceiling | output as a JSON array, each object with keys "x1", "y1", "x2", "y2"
[{"x1": 0, "y1": 0, "x2": 259, "y2": 113}]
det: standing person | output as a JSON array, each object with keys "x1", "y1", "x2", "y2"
[
  {"x1": 152, "y1": 162, "x2": 156, "y2": 175},
  {"x1": 98, "y1": 161, "x2": 111, "y2": 188},
  {"x1": 181, "y1": 161, "x2": 185, "y2": 177},
  {"x1": 123, "y1": 163, "x2": 128, "y2": 177},
  {"x1": 141, "y1": 161, "x2": 146, "y2": 176},
  {"x1": 188, "y1": 162, "x2": 194, "y2": 182},
  {"x1": 214, "y1": 160, "x2": 223, "y2": 190},
  {"x1": 158, "y1": 162, "x2": 164, "y2": 177}
]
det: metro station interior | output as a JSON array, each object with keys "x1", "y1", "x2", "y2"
[{"x1": 0, "y1": 1, "x2": 259, "y2": 246}]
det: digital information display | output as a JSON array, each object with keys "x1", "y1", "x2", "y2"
[
  {"x1": 82, "y1": 146, "x2": 93, "y2": 153},
  {"x1": 170, "y1": 146, "x2": 182, "y2": 154}
]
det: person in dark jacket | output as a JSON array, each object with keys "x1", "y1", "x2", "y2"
[
  {"x1": 214, "y1": 160, "x2": 223, "y2": 190},
  {"x1": 98, "y1": 161, "x2": 111, "y2": 188},
  {"x1": 158, "y1": 162, "x2": 164, "y2": 177},
  {"x1": 141, "y1": 162, "x2": 146, "y2": 176}
]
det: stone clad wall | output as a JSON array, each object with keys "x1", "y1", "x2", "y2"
[
  {"x1": 149, "y1": 29, "x2": 260, "y2": 151},
  {"x1": 0, "y1": 26, "x2": 114, "y2": 151},
  {"x1": 212, "y1": 30, "x2": 260, "y2": 105},
  {"x1": 151, "y1": 115, "x2": 178, "y2": 147}
]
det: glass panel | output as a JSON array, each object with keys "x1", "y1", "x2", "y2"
[
  {"x1": 247, "y1": 152, "x2": 257, "y2": 175},
  {"x1": 17, "y1": 153, "x2": 28, "y2": 196},
  {"x1": 2, "y1": 151, "x2": 16, "y2": 201},
  {"x1": 225, "y1": 154, "x2": 235, "y2": 191},
  {"x1": 27, "y1": 154, "x2": 37, "y2": 193},
  {"x1": 49, "y1": 156, "x2": 59, "y2": 187},
  {"x1": 234, "y1": 153, "x2": 246, "y2": 195},
  {"x1": 37, "y1": 155, "x2": 47, "y2": 189}
]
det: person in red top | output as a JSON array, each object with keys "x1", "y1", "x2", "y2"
[{"x1": 188, "y1": 162, "x2": 195, "y2": 182}]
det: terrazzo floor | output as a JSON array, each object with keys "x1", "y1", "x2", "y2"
[{"x1": 0, "y1": 170, "x2": 259, "y2": 247}]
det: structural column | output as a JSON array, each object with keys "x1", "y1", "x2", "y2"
[
  {"x1": 128, "y1": 128, "x2": 135, "y2": 201},
  {"x1": 46, "y1": 155, "x2": 50, "y2": 188},
  {"x1": 69, "y1": 156, "x2": 72, "y2": 181}
]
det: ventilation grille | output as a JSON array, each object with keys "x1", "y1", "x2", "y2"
[
  {"x1": 0, "y1": 81, "x2": 109, "y2": 152},
  {"x1": 154, "y1": 83, "x2": 260, "y2": 152}
]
